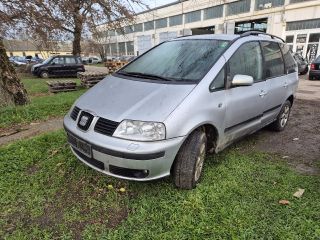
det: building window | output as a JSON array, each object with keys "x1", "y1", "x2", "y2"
[
  {"x1": 125, "y1": 26, "x2": 133, "y2": 34},
  {"x1": 285, "y1": 35, "x2": 294, "y2": 43},
  {"x1": 255, "y1": 0, "x2": 284, "y2": 10},
  {"x1": 110, "y1": 43, "x2": 118, "y2": 56},
  {"x1": 286, "y1": 19, "x2": 320, "y2": 31},
  {"x1": 204, "y1": 5, "x2": 223, "y2": 20},
  {"x1": 309, "y1": 33, "x2": 320, "y2": 43},
  {"x1": 235, "y1": 18, "x2": 267, "y2": 34},
  {"x1": 169, "y1": 15, "x2": 183, "y2": 26},
  {"x1": 226, "y1": 0, "x2": 251, "y2": 16},
  {"x1": 118, "y1": 42, "x2": 126, "y2": 55},
  {"x1": 144, "y1": 21, "x2": 154, "y2": 31},
  {"x1": 126, "y1": 41, "x2": 134, "y2": 55},
  {"x1": 107, "y1": 30, "x2": 115, "y2": 37},
  {"x1": 184, "y1": 10, "x2": 201, "y2": 24},
  {"x1": 155, "y1": 18, "x2": 167, "y2": 29},
  {"x1": 134, "y1": 23, "x2": 143, "y2": 32}
]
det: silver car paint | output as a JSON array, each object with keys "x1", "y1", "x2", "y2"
[{"x1": 64, "y1": 35, "x2": 299, "y2": 180}]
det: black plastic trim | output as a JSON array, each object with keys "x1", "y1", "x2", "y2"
[
  {"x1": 224, "y1": 104, "x2": 282, "y2": 133},
  {"x1": 72, "y1": 147, "x2": 105, "y2": 170},
  {"x1": 64, "y1": 126, "x2": 165, "y2": 160}
]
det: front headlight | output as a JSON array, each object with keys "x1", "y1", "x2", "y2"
[{"x1": 113, "y1": 120, "x2": 166, "y2": 141}]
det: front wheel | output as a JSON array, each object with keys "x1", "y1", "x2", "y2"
[
  {"x1": 40, "y1": 71, "x2": 49, "y2": 78},
  {"x1": 173, "y1": 129, "x2": 207, "y2": 190},
  {"x1": 269, "y1": 100, "x2": 292, "y2": 132}
]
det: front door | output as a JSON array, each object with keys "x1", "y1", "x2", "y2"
[
  {"x1": 48, "y1": 57, "x2": 65, "y2": 76},
  {"x1": 223, "y1": 41, "x2": 267, "y2": 143}
]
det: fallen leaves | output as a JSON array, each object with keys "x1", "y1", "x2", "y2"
[
  {"x1": 279, "y1": 199, "x2": 290, "y2": 205},
  {"x1": 293, "y1": 188, "x2": 305, "y2": 198}
]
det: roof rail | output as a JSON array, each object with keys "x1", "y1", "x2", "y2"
[{"x1": 239, "y1": 31, "x2": 285, "y2": 43}]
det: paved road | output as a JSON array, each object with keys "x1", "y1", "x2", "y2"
[{"x1": 296, "y1": 75, "x2": 320, "y2": 101}]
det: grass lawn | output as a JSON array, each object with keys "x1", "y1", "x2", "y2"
[
  {"x1": 0, "y1": 130, "x2": 319, "y2": 239},
  {"x1": 0, "y1": 76, "x2": 86, "y2": 129}
]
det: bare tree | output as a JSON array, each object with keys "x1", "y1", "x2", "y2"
[
  {"x1": 5, "y1": 0, "x2": 146, "y2": 56},
  {"x1": 0, "y1": 4, "x2": 29, "y2": 107}
]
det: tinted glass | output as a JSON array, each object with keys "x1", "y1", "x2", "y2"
[
  {"x1": 121, "y1": 40, "x2": 229, "y2": 82},
  {"x1": 52, "y1": 57, "x2": 64, "y2": 64},
  {"x1": 210, "y1": 67, "x2": 225, "y2": 91},
  {"x1": 279, "y1": 43, "x2": 297, "y2": 73},
  {"x1": 228, "y1": 42, "x2": 263, "y2": 82},
  {"x1": 65, "y1": 57, "x2": 76, "y2": 64},
  {"x1": 261, "y1": 41, "x2": 285, "y2": 78}
]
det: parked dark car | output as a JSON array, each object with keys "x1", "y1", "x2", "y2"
[
  {"x1": 293, "y1": 53, "x2": 309, "y2": 75},
  {"x1": 31, "y1": 55, "x2": 85, "y2": 78},
  {"x1": 309, "y1": 55, "x2": 320, "y2": 80}
]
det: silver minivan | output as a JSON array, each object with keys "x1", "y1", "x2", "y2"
[{"x1": 64, "y1": 32, "x2": 298, "y2": 189}]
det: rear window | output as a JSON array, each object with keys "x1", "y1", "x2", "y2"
[
  {"x1": 261, "y1": 41, "x2": 285, "y2": 78},
  {"x1": 280, "y1": 43, "x2": 296, "y2": 74},
  {"x1": 120, "y1": 39, "x2": 229, "y2": 82}
]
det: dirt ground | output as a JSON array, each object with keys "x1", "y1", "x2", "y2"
[{"x1": 253, "y1": 99, "x2": 320, "y2": 175}]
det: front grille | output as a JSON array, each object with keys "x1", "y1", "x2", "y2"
[
  {"x1": 109, "y1": 165, "x2": 149, "y2": 178},
  {"x1": 70, "y1": 106, "x2": 81, "y2": 120},
  {"x1": 72, "y1": 147, "x2": 105, "y2": 170},
  {"x1": 94, "y1": 117, "x2": 119, "y2": 136}
]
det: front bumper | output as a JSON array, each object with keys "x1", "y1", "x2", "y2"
[{"x1": 63, "y1": 115, "x2": 185, "y2": 181}]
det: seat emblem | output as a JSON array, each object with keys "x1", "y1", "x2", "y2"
[{"x1": 79, "y1": 115, "x2": 89, "y2": 127}]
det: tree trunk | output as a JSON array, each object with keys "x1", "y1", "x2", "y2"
[
  {"x1": 0, "y1": 38, "x2": 29, "y2": 107},
  {"x1": 72, "y1": 15, "x2": 82, "y2": 56}
]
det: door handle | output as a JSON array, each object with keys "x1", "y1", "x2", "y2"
[
  {"x1": 283, "y1": 82, "x2": 288, "y2": 88},
  {"x1": 259, "y1": 90, "x2": 267, "y2": 97}
]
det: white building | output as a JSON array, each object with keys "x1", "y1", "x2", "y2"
[{"x1": 98, "y1": 0, "x2": 320, "y2": 62}]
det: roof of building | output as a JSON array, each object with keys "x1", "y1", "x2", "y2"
[{"x1": 3, "y1": 39, "x2": 72, "y2": 52}]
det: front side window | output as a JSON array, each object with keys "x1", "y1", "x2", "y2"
[
  {"x1": 120, "y1": 40, "x2": 229, "y2": 82},
  {"x1": 261, "y1": 41, "x2": 285, "y2": 78},
  {"x1": 228, "y1": 41, "x2": 263, "y2": 82},
  {"x1": 209, "y1": 67, "x2": 225, "y2": 91},
  {"x1": 51, "y1": 57, "x2": 64, "y2": 64}
]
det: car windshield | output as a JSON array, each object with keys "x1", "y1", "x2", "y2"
[
  {"x1": 42, "y1": 57, "x2": 54, "y2": 64},
  {"x1": 119, "y1": 39, "x2": 229, "y2": 82}
]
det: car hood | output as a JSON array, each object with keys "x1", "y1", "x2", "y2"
[{"x1": 75, "y1": 75, "x2": 196, "y2": 122}]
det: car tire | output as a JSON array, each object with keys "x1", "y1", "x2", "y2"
[
  {"x1": 269, "y1": 100, "x2": 292, "y2": 132},
  {"x1": 173, "y1": 129, "x2": 207, "y2": 190},
  {"x1": 40, "y1": 71, "x2": 49, "y2": 78}
]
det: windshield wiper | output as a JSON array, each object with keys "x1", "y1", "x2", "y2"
[{"x1": 118, "y1": 71, "x2": 174, "y2": 81}]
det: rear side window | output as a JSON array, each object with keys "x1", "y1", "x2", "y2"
[
  {"x1": 280, "y1": 43, "x2": 296, "y2": 74},
  {"x1": 261, "y1": 42, "x2": 285, "y2": 78},
  {"x1": 65, "y1": 57, "x2": 76, "y2": 64},
  {"x1": 228, "y1": 41, "x2": 263, "y2": 82}
]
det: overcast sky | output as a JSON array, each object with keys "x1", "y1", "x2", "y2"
[{"x1": 136, "y1": 0, "x2": 176, "y2": 12}]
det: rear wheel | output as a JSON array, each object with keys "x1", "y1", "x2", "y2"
[
  {"x1": 269, "y1": 100, "x2": 291, "y2": 132},
  {"x1": 40, "y1": 71, "x2": 49, "y2": 78},
  {"x1": 173, "y1": 129, "x2": 207, "y2": 190}
]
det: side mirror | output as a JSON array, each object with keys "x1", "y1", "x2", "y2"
[
  {"x1": 232, "y1": 74, "x2": 253, "y2": 87},
  {"x1": 51, "y1": 62, "x2": 56, "y2": 65}
]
